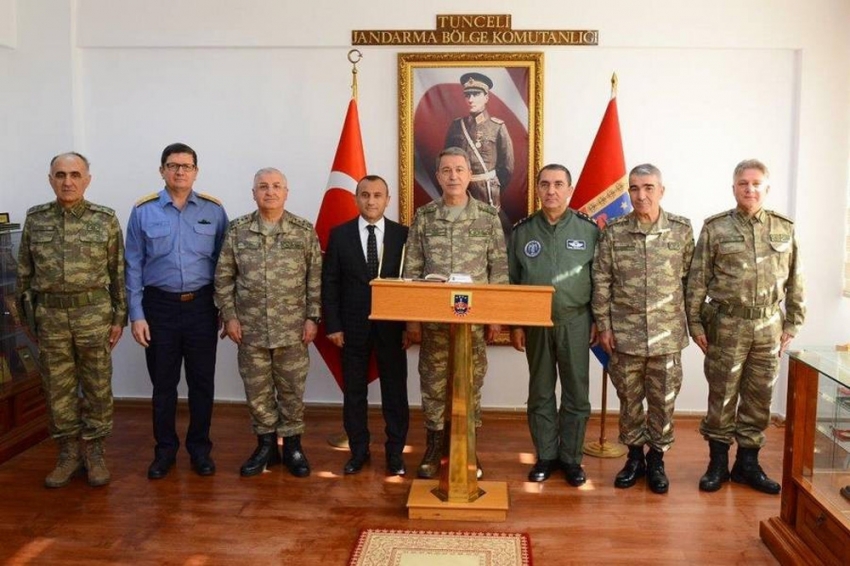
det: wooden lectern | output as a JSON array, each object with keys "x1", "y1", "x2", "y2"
[{"x1": 370, "y1": 280, "x2": 554, "y2": 521}]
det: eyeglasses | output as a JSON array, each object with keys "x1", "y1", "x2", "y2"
[{"x1": 164, "y1": 163, "x2": 196, "y2": 172}]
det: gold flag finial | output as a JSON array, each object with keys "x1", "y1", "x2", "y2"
[
  {"x1": 611, "y1": 72, "x2": 618, "y2": 99},
  {"x1": 348, "y1": 49, "x2": 362, "y2": 101}
]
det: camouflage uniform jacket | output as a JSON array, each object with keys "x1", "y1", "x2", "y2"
[
  {"x1": 214, "y1": 210, "x2": 322, "y2": 349},
  {"x1": 509, "y1": 209, "x2": 599, "y2": 324},
  {"x1": 592, "y1": 209, "x2": 694, "y2": 356},
  {"x1": 403, "y1": 196, "x2": 508, "y2": 284},
  {"x1": 16, "y1": 199, "x2": 127, "y2": 327},
  {"x1": 686, "y1": 207, "x2": 805, "y2": 338}
]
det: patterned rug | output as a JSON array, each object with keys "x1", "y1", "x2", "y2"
[{"x1": 348, "y1": 529, "x2": 532, "y2": 566}]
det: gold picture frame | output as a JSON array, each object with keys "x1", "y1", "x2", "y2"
[{"x1": 398, "y1": 52, "x2": 544, "y2": 236}]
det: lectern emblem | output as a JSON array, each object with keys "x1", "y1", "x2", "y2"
[{"x1": 451, "y1": 292, "x2": 472, "y2": 316}]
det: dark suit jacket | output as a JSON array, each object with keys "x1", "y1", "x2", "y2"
[{"x1": 322, "y1": 217, "x2": 408, "y2": 346}]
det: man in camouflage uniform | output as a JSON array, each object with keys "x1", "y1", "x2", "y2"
[
  {"x1": 687, "y1": 158, "x2": 805, "y2": 495},
  {"x1": 509, "y1": 164, "x2": 600, "y2": 487},
  {"x1": 404, "y1": 147, "x2": 508, "y2": 479},
  {"x1": 445, "y1": 72, "x2": 514, "y2": 231},
  {"x1": 592, "y1": 164, "x2": 694, "y2": 494},
  {"x1": 214, "y1": 167, "x2": 322, "y2": 478},
  {"x1": 17, "y1": 152, "x2": 127, "y2": 488}
]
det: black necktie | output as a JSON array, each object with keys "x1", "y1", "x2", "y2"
[{"x1": 366, "y1": 225, "x2": 379, "y2": 279}]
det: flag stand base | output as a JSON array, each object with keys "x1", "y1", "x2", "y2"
[
  {"x1": 327, "y1": 432, "x2": 349, "y2": 449},
  {"x1": 583, "y1": 440, "x2": 626, "y2": 458}
]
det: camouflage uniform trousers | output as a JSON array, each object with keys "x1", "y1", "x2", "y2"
[
  {"x1": 420, "y1": 322, "x2": 487, "y2": 431},
  {"x1": 609, "y1": 351, "x2": 683, "y2": 452},
  {"x1": 699, "y1": 310, "x2": 783, "y2": 448},
  {"x1": 35, "y1": 301, "x2": 114, "y2": 441},
  {"x1": 237, "y1": 342, "x2": 309, "y2": 438}
]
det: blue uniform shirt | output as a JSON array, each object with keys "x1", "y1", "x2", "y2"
[{"x1": 125, "y1": 189, "x2": 228, "y2": 321}]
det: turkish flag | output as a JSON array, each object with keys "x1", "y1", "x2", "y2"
[
  {"x1": 571, "y1": 96, "x2": 631, "y2": 229},
  {"x1": 313, "y1": 98, "x2": 379, "y2": 390},
  {"x1": 572, "y1": 92, "x2": 631, "y2": 368}
]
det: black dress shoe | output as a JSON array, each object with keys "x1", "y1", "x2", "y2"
[
  {"x1": 386, "y1": 453, "x2": 406, "y2": 476},
  {"x1": 563, "y1": 463, "x2": 587, "y2": 487},
  {"x1": 191, "y1": 455, "x2": 216, "y2": 476},
  {"x1": 147, "y1": 455, "x2": 175, "y2": 480},
  {"x1": 344, "y1": 452, "x2": 370, "y2": 475},
  {"x1": 528, "y1": 459, "x2": 559, "y2": 482}
]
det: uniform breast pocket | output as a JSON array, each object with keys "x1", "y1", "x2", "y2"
[
  {"x1": 30, "y1": 228, "x2": 57, "y2": 264},
  {"x1": 143, "y1": 223, "x2": 173, "y2": 257},
  {"x1": 715, "y1": 240, "x2": 747, "y2": 273},
  {"x1": 190, "y1": 223, "x2": 218, "y2": 256},
  {"x1": 80, "y1": 230, "x2": 109, "y2": 263}
]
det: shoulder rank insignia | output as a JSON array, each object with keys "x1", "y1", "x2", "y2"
[
  {"x1": 197, "y1": 192, "x2": 222, "y2": 206},
  {"x1": 27, "y1": 202, "x2": 53, "y2": 215},
  {"x1": 88, "y1": 203, "x2": 116, "y2": 216},
  {"x1": 490, "y1": 116, "x2": 505, "y2": 125},
  {"x1": 766, "y1": 209, "x2": 794, "y2": 223},
  {"x1": 134, "y1": 193, "x2": 159, "y2": 207},
  {"x1": 704, "y1": 209, "x2": 733, "y2": 224},
  {"x1": 286, "y1": 212, "x2": 315, "y2": 231}
]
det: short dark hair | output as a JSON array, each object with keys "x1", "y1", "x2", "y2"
[
  {"x1": 436, "y1": 147, "x2": 471, "y2": 170},
  {"x1": 357, "y1": 175, "x2": 390, "y2": 194},
  {"x1": 536, "y1": 163, "x2": 572, "y2": 186},
  {"x1": 50, "y1": 152, "x2": 90, "y2": 171},
  {"x1": 161, "y1": 143, "x2": 197, "y2": 167}
]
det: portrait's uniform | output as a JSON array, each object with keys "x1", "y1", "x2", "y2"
[
  {"x1": 404, "y1": 196, "x2": 508, "y2": 431},
  {"x1": 214, "y1": 210, "x2": 322, "y2": 438},
  {"x1": 591, "y1": 209, "x2": 694, "y2": 452},
  {"x1": 445, "y1": 111, "x2": 514, "y2": 210},
  {"x1": 508, "y1": 209, "x2": 599, "y2": 465},
  {"x1": 686, "y1": 208, "x2": 804, "y2": 447},
  {"x1": 125, "y1": 189, "x2": 228, "y2": 462},
  {"x1": 17, "y1": 199, "x2": 127, "y2": 442}
]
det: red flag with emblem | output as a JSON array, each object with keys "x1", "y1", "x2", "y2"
[{"x1": 313, "y1": 98, "x2": 379, "y2": 389}]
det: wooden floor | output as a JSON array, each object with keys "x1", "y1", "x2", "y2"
[{"x1": 0, "y1": 402, "x2": 783, "y2": 565}]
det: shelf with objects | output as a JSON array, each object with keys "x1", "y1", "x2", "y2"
[
  {"x1": 760, "y1": 347, "x2": 850, "y2": 565},
  {"x1": 0, "y1": 227, "x2": 49, "y2": 464}
]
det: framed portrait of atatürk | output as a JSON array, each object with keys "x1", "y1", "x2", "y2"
[{"x1": 398, "y1": 52, "x2": 544, "y2": 238}]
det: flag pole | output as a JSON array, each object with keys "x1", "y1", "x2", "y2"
[
  {"x1": 327, "y1": 49, "x2": 365, "y2": 451},
  {"x1": 584, "y1": 71, "x2": 626, "y2": 459}
]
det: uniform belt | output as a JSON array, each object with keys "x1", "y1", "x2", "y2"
[
  {"x1": 470, "y1": 170, "x2": 497, "y2": 182},
  {"x1": 146, "y1": 284, "x2": 213, "y2": 303},
  {"x1": 711, "y1": 301, "x2": 780, "y2": 320},
  {"x1": 39, "y1": 288, "x2": 110, "y2": 308}
]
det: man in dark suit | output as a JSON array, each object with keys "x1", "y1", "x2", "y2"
[{"x1": 322, "y1": 175, "x2": 410, "y2": 476}]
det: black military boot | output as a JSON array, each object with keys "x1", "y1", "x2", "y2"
[
  {"x1": 645, "y1": 447, "x2": 669, "y2": 494},
  {"x1": 614, "y1": 445, "x2": 645, "y2": 489},
  {"x1": 282, "y1": 434, "x2": 310, "y2": 478},
  {"x1": 699, "y1": 440, "x2": 731, "y2": 492},
  {"x1": 730, "y1": 445, "x2": 780, "y2": 494},
  {"x1": 240, "y1": 433, "x2": 281, "y2": 477},
  {"x1": 417, "y1": 429, "x2": 443, "y2": 479}
]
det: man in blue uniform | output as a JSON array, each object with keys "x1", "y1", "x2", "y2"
[{"x1": 125, "y1": 143, "x2": 228, "y2": 479}]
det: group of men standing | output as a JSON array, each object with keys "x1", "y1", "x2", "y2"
[
  {"x1": 16, "y1": 143, "x2": 804, "y2": 498},
  {"x1": 508, "y1": 158, "x2": 803, "y2": 496}
]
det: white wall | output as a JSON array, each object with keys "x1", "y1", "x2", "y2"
[{"x1": 2, "y1": 0, "x2": 849, "y2": 416}]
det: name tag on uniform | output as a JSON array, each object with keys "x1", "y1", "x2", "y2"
[
  {"x1": 280, "y1": 241, "x2": 304, "y2": 249},
  {"x1": 769, "y1": 234, "x2": 790, "y2": 243},
  {"x1": 667, "y1": 242, "x2": 681, "y2": 250},
  {"x1": 428, "y1": 227, "x2": 447, "y2": 237},
  {"x1": 613, "y1": 244, "x2": 632, "y2": 251},
  {"x1": 468, "y1": 229, "x2": 489, "y2": 237},
  {"x1": 566, "y1": 239, "x2": 586, "y2": 250}
]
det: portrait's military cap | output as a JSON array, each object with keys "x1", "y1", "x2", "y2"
[{"x1": 461, "y1": 72, "x2": 493, "y2": 94}]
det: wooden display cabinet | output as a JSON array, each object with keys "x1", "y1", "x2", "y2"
[
  {"x1": 0, "y1": 228, "x2": 48, "y2": 464},
  {"x1": 761, "y1": 348, "x2": 850, "y2": 565}
]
